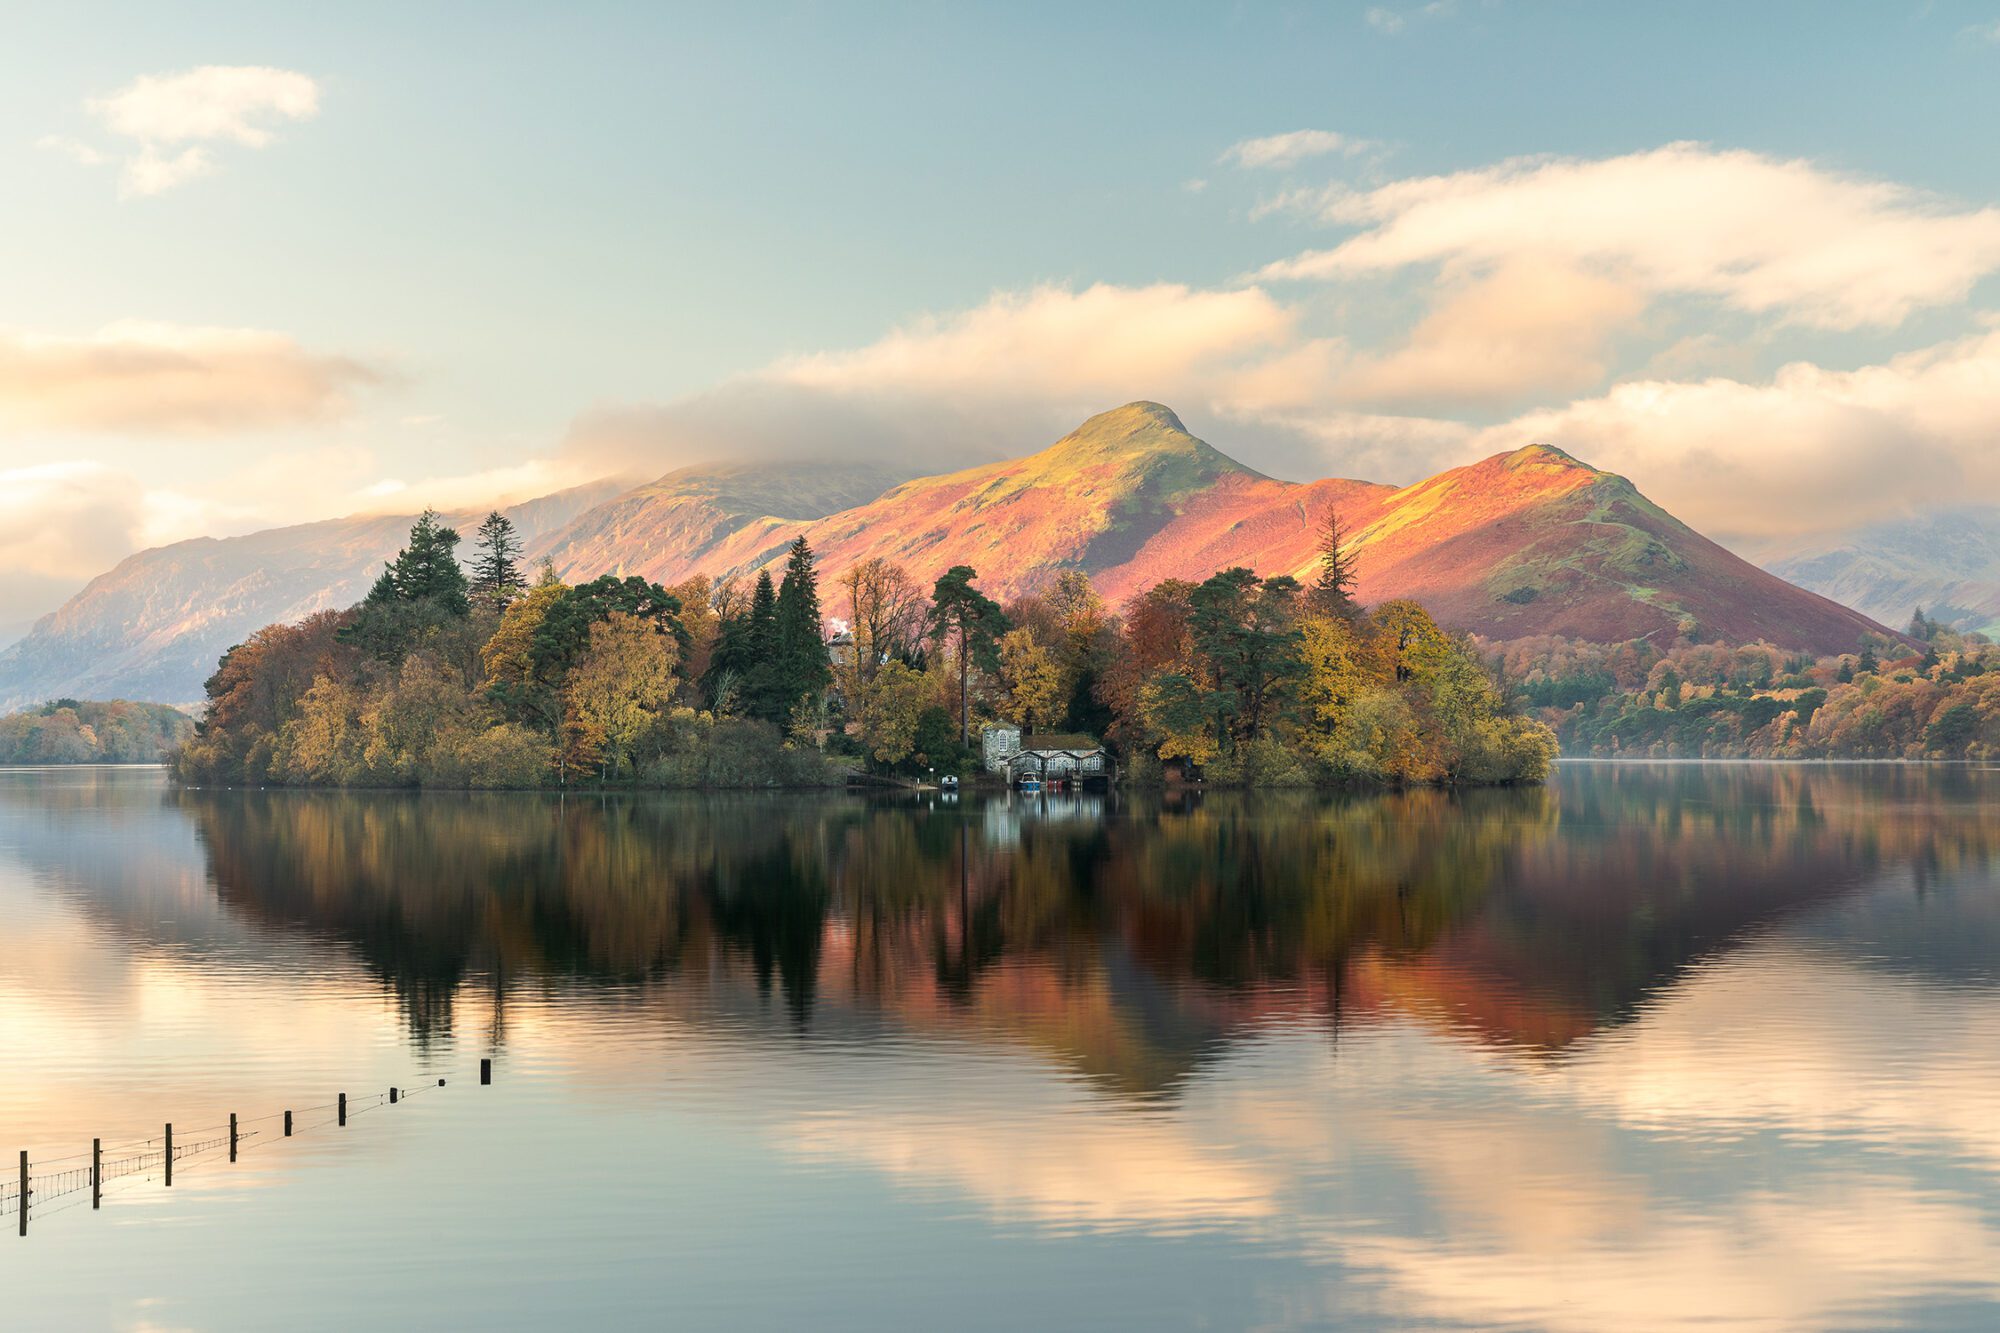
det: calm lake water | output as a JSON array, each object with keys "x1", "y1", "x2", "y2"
[{"x1": 3, "y1": 764, "x2": 1999, "y2": 1331}]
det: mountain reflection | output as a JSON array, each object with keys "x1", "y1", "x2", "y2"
[{"x1": 173, "y1": 763, "x2": 2000, "y2": 1091}]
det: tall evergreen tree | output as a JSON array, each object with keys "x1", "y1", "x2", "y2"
[
  {"x1": 1308, "y1": 508, "x2": 1360, "y2": 619},
  {"x1": 339, "y1": 508, "x2": 470, "y2": 658},
  {"x1": 742, "y1": 569, "x2": 783, "y2": 722},
  {"x1": 469, "y1": 511, "x2": 524, "y2": 610},
  {"x1": 772, "y1": 537, "x2": 833, "y2": 726},
  {"x1": 926, "y1": 565, "x2": 1009, "y2": 745}
]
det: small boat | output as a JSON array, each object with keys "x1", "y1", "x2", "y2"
[
  {"x1": 1019, "y1": 776, "x2": 1042, "y2": 794},
  {"x1": 940, "y1": 774, "x2": 959, "y2": 790}
]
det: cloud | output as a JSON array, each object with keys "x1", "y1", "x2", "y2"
[
  {"x1": 89, "y1": 65, "x2": 319, "y2": 147},
  {"x1": 1365, "y1": 8, "x2": 1407, "y2": 34},
  {"x1": 561, "y1": 282, "x2": 1379, "y2": 483},
  {"x1": 0, "y1": 322, "x2": 381, "y2": 434},
  {"x1": 1260, "y1": 142, "x2": 2000, "y2": 330},
  {"x1": 45, "y1": 65, "x2": 319, "y2": 196},
  {"x1": 1336, "y1": 257, "x2": 1647, "y2": 408},
  {"x1": 1222, "y1": 129, "x2": 1376, "y2": 170},
  {"x1": 1473, "y1": 327, "x2": 2000, "y2": 538}
]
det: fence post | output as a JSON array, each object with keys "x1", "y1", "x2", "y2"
[
  {"x1": 284, "y1": 1111, "x2": 293, "y2": 1138},
  {"x1": 164, "y1": 1124, "x2": 173, "y2": 1188},
  {"x1": 389, "y1": 1087, "x2": 398, "y2": 1105},
  {"x1": 480, "y1": 1058, "x2": 492, "y2": 1085},
  {"x1": 229, "y1": 1114, "x2": 238, "y2": 1162},
  {"x1": 338, "y1": 1094, "x2": 346, "y2": 1127},
  {"x1": 92, "y1": 1138, "x2": 101, "y2": 1210},
  {"x1": 17, "y1": 1150, "x2": 25, "y2": 1236}
]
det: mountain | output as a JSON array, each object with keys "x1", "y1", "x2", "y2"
[
  {"x1": 0, "y1": 483, "x2": 625, "y2": 711},
  {"x1": 1, "y1": 403, "x2": 1893, "y2": 709},
  {"x1": 547, "y1": 402, "x2": 1888, "y2": 652},
  {"x1": 1750, "y1": 507, "x2": 2000, "y2": 638}
]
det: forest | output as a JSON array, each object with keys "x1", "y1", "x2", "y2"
[
  {"x1": 1493, "y1": 609, "x2": 2000, "y2": 759},
  {"x1": 169, "y1": 508, "x2": 1556, "y2": 790},
  {"x1": 0, "y1": 698, "x2": 194, "y2": 764}
]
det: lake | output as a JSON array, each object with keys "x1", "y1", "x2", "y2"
[{"x1": 3, "y1": 763, "x2": 1999, "y2": 1331}]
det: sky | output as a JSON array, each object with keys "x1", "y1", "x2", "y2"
[{"x1": 5, "y1": 0, "x2": 2000, "y2": 636}]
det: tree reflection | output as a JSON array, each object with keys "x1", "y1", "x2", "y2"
[{"x1": 176, "y1": 763, "x2": 2000, "y2": 1089}]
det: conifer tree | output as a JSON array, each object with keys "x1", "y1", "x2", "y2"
[
  {"x1": 772, "y1": 537, "x2": 832, "y2": 725},
  {"x1": 926, "y1": 565, "x2": 1009, "y2": 745},
  {"x1": 1308, "y1": 508, "x2": 1360, "y2": 619},
  {"x1": 470, "y1": 511, "x2": 524, "y2": 610}
]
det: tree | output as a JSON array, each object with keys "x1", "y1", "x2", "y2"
[
  {"x1": 926, "y1": 566, "x2": 1009, "y2": 745},
  {"x1": 999, "y1": 627, "x2": 1065, "y2": 734},
  {"x1": 840, "y1": 558, "x2": 926, "y2": 685},
  {"x1": 469, "y1": 511, "x2": 525, "y2": 610},
  {"x1": 533, "y1": 575, "x2": 685, "y2": 680},
  {"x1": 707, "y1": 570, "x2": 783, "y2": 721},
  {"x1": 481, "y1": 579, "x2": 568, "y2": 732},
  {"x1": 564, "y1": 611, "x2": 681, "y2": 778},
  {"x1": 853, "y1": 658, "x2": 931, "y2": 766},
  {"x1": 772, "y1": 537, "x2": 833, "y2": 723},
  {"x1": 339, "y1": 509, "x2": 471, "y2": 659},
  {"x1": 1308, "y1": 508, "x2": 1361, "y2": 619},
  {"x1": 1188, "y1": 568, "x2": 1304, "y2": 749}
]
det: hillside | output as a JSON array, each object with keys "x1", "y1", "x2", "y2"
[
  {"x1": 0, "y1": 403, "x2": 1893, "y2": 708},
  {"x1": 1751, "y1": 507, "x2": 2000, "y2": 638},
  {"x1": 0, "y1": 483, "x2": 624, "y2": 711},
  {"x1": 578, "y1": 402, "x2": 1888, "y2": 652}
]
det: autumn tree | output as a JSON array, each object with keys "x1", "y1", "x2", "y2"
[
  {"x1": 853, "y1": 658, "x2": 931, "y2": 766},
  {"x1": 564, "y1": 611, "x2": 681, "y2": 778},
  {"x1": 926, "y1": 565, "x2": 1009, "y2": 745},
  {"x1": 999, "y1": 627, "x2": 1065, "y2": 734},
  {"x1": 1188, "y1": 568, "x2": 1304, "y2": 748},
  {"x1": 840, "y1": 558, "x2": 925, "y2": 685}
]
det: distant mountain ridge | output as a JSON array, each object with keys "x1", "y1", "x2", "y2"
[
  {"x1": 1753, "y1": 506, "x2": 2000, "y2": 638},
  {"x1": 0, "y1": 403, "x2": 1893, "y2": 709}
]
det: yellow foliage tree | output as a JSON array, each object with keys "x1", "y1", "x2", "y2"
[
  {"x1": 854, "y1": 658, "x2": 931, "y2": 765},
  {"x1": 564, "y1": 611, "x2": 681, "y2": 778},
  {"x1": 999, "y1": 626, "x2": 1065, "y2": 733}
]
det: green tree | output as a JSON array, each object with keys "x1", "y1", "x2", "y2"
[
  {"x1": 339, "y1": 509, "x2": 471, "y2": 659},
  {"x1": 772, "y1": 537, "x2": 833, "y2": 723},
  {"x1": 469, "y1": 511, "x2": 524, "y2": 610},
  {"x1": 708, "y1": 570, "x2": 783, "y2": 721},
  {"x1": 926, "y1": 566, "x2": 1009, "y2": 745},
  {"x1": 1188, "y1": 568, "x2": 1304, "y2": 750}
]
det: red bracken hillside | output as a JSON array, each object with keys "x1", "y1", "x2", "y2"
[{"x1": 540, "y1": 401, "x2": 1890, "y2": 654}]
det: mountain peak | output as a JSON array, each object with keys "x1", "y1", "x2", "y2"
[{"x1": 1038, "y1": 402, "x2": 1265, "y2": 481}]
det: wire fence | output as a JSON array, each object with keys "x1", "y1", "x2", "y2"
[{"x1": 7, "y1": 1059, "x2": 489, "y2": 1236}]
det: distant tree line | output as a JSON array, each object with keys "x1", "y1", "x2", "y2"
[
  {"x1": 0, "y1": 699, "x2": 194, "y2": 764},
  {"x1": 171, "y1": 506, "x2": 1556, "y2": 789},
  {"x1": 1491, "y1": 608, "x2": 2000, "y2": 759}
]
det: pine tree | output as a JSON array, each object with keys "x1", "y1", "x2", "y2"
[
  {"x1": 1308, "y1": 508, "x2": 1360, "y2": 619},
  {"x1": 772, "y1": 537, "x2": 832, "y2": 727},
  {"x1": 926, "y1": 565, "x2": 1009, "y2": 745},
  {"x1": 377, "y1": 508, "x2": 470, "y2": 613},
  {"x1": 470, "y1": 511, "x2": 524, "y2": 610}
]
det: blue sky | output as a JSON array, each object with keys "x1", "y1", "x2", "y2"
[{"x1": 5, "y1": 1, "x2": 2000, "y2": 630}]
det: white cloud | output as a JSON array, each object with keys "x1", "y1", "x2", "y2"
[
  {"x1": 1366, "y1": 8, "x2": 1407, "y2": 34},
  {"x1": 1260, "y1": 142, "x2": 2000, "y2": 330},
  {"x1": 45, "y1": 65, "x2": 319, "y2": 197},
  {"x1": 89, "y1": 65, "x2": 318, "y2": 147},
  {"x1": 1473, "y1": 328, "x2": 2000, "y2": 538},
  {"x1": 1222, "y1": 129, "x2": 1375, "y2": 170},
  {"x1": 1337, "y1": 257, "x2": 1646, "y2": 408},
  {"x1": 0, "y1": 322, "x2": 380, "y2": 434}
]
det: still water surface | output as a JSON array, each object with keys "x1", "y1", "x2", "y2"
[{"x1": 2, "y1": 764, "x2": 1999, "y2": 1331}]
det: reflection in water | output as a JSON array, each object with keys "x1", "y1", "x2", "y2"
[{"x1": 2, "y1": 763, "x2": 1999, "y2": 1331}]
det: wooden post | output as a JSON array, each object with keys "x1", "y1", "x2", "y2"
[
  {"x1": 389, "y1": 1087, "x2": 398, "y2": 1105},
  {"x1": 17, "y1": 1150, "x2": 25, "y2": 1236},
  {"x1": 337, "y1": 1094, "x2": 346, "y2": 1127},
  {"x1": 164, "y1": 1124, "x2": 173, "y2": 1188},
  {"x1": 229, "y1": 1113, "x2": 238, "y2": 1162},
  {"x1": 480, "y1": 1058, "x2": 492, "y2": 1085},
  {"x1": 92, "y1": 1139, "x2": 101, "y2": 1210},
  {"x1": 284, "y1": 1111, "x2": 292, "y2": 1138}
]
